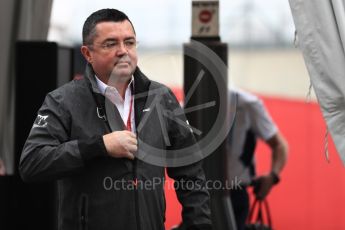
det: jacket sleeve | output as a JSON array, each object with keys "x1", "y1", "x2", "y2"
[
  {"x1": 165, "y1": 89, "x2": 212, "y2": 230},
  {"x1": 19, "y1": 92, "x2": 108, "y2": 182}
]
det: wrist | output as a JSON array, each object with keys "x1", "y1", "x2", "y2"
[
  {"x1": 270, "y1": 171, "x2": 280, "y2": 185},
  {"x1": 79, "y1": 135, "x2": 108, "y2": 161}
]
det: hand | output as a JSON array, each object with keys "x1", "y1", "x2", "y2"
[
  {"x1": 252, "y1": 174, "x2": 276, "y2": 200},
  {"x1": 103, "y1": 130, "x2": 137, "y2": 160}
]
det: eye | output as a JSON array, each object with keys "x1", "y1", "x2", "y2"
[
  {"x1": 124, "y1": 40, "x2": 136, "y2": 48},
  {"x1": 103, "y1": 41, "x2": 117, "y2": 49}
]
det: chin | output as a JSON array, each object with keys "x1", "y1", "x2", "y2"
[{"x1": 110, "y1": 71, "x2": 132, "y2": 81}]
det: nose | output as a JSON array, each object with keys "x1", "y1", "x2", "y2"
[{"x1": 115, "y1": 42, "x2": 128, "y2": 56}]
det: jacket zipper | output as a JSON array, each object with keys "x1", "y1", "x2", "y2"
[
  {"x1": 133, "y1": 159, "x2": 141, "y2": 230},
  {"x1": 80, "y1": 194, "x2": 88, "y2": 230}
]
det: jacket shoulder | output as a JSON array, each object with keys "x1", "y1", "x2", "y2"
[
  {"x1": 149, "y1": 80, "x2": 175, "y2": 97},
  {"x1": 48, "y1": 78, "x2": 90, "y2": 101},
  {"x1": 149, "y1": 80, "x2": 168, "y2": 89}
]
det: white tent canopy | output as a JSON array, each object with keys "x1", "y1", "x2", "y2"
[{"x1": 289, "y1": 0, "x2": 345, "y2": 165}]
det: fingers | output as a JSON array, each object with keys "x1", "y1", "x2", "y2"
[
  {"x1": 125, "y1": 151, "x2": 135, "y2": 160},
  {"x1": 127, "y1": 135, "x2": 137, "y2": 146},
  {"x1": 127, "y1": 141, "x2": 137, "y2": 153},
  {"x1": 253, "y1": 183, "x2": 265, "y2": 200},
  {"x1": 253, "y1": 175, "x2": 274, "y2": 200},
  {"x1": 124, "y1": 131, "x2": 137, "y2": 158},
  {"x1": 123, "y1": 130, "x2": 136, "y2": 139},
  {"x1": 103, "y1": 130, "x2": 138, "y2": 160},
  {"x1": 123, "y1": 140, "x2": 137, "y2": 160},
  {"x1": 129, "y1": 131, "x2": 136, "y2": 139},
  {"x1": 255, "y1": 191, "x2": 265, "y2": 201}
]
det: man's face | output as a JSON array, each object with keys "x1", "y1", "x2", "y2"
[{"x1": 82, "y1": 20, "x2": 138, "y2": 83}]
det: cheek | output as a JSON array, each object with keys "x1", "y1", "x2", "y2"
[
  {"x1": 96, "y1": 55, "x2": 115, "y2": 67},
  {"x1": 92, "y1": 56, "x2": 114, "y2": 74},
  {"x1": 130, "y1": 52, "x2": 138, "y2": 66}
]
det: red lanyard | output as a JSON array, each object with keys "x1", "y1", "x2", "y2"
[{"x1": 126, "y1": 95, "x2": 134, "y2": 131}]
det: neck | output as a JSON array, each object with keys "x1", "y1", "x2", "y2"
[
  {"x1": 114, "y1": 81, "x2": 129, "y2": 99},
  {"x1": 104, "y1": 75, "x2": 131, "y2": 99},
  {"x1": 96, "y1": 71, "x2": 132, "y2": 99}
]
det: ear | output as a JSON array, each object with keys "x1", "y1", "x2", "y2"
[{"x1": 81, "y1": 45, "x2": 93, "y2": 63}]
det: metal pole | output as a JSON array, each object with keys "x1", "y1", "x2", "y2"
[{"x1": 183, "y1": 1, "x2": 237, "y2": 229}]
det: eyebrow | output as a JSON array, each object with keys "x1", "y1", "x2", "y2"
[{"x1": 101, "y1": 37, "x2": 136, "y2": 44}]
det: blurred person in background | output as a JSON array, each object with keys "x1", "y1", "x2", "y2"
[{"x1": 227, "y1": 88, "x2": 288, "y2": 230}]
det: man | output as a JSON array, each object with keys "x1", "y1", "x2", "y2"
[
  {"x1": 227, "y1": 89, "x2": 288, "y2": 230},
  {"x1": 19, "y1": 9, "x2": 211, "y2": 230}
]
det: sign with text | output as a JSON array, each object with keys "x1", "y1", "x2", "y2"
[{"x1": 192, "y1": 0, "x2": 219, "y2": 37}]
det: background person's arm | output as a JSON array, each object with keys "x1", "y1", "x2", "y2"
[{"x1": 253, "y1": 132, "x2": 288, "y2": 200}]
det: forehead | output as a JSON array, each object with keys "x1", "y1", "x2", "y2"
[{"x1": 94, "y1": 20, "x2": 135, "y2": 41}]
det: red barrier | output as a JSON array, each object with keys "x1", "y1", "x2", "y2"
[{"x1": 165, "y1": 88, "x2": 345, "y2": 230}]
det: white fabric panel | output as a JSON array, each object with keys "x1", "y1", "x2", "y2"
[
  {"x1": 332, "y1": 0, "x2": 345, "y2": 54},
  {"x1": 289, "y1": 0, "x2": 345, "y2": 164},
  {"x1": 17, "y1": 0, "x2": 53, "y2": 40}
]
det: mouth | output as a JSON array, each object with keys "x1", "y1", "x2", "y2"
[
  {"x1": 115, "y1": 55, "x2": 131, "y2": 67},
  {"x1": 115, "y1": 61, "x2": 130, "y2": 67},
  {"x1": 115, "y1": 64, "x2": 129, "y2": 69}
]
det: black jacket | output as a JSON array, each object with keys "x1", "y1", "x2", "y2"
[{"x1": 19, "y1": 65, "x2": 212, "y2": 230}]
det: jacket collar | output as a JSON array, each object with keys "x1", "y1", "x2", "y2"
[
  {"x1": 85, "y1": 63, "x2": 102, "y2": 94},
  {"x1": 133, "y1": 67, "x2": 151, "y2": 95},
  {"x1": 132, "y1": 68, "x2": 151, "y2": 126},
  {"x1": 84, "y1": 63, "x2": 151, "y2": 126},
  {"x1": 84, "y1": 63, "x2": 151, "y2": 95}
]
